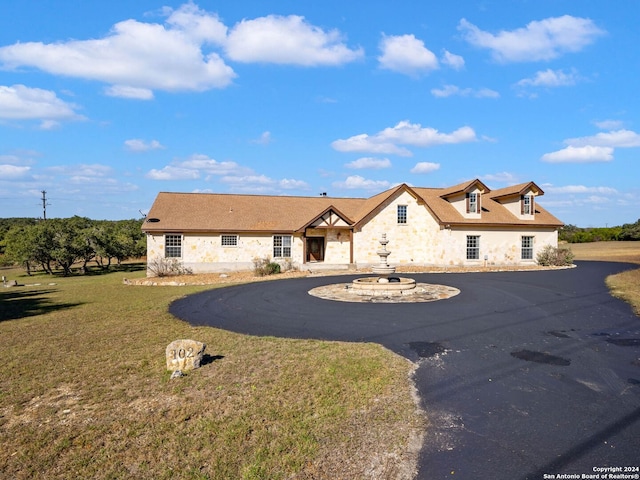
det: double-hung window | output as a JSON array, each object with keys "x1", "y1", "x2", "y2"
[
  {"x1": 466, "y1": 235, "x2": 480, "y2": 260},
  {"x1": 221, "y1": 234, "x2": 238, "y2": 247},
  {"x1": 273, "y1": 235, "x2": 292, "y2": 258},
  {"x1": 165, "y1": 234, "x2": 182, "y2": 258},
  {"x1": 521, "y1": 236, "x2": 534, "y2": 260},
  {"x1": 467, "y1": 193, "x2": 479, "y2": 214},
  {"x1": 522, "y1": 195, "x2": 534, "y2": 215},
  {"x1": 397, "y1": 205, "x2": 407, "y2": 224}
]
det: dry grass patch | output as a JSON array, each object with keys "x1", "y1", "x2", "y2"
[
  {"x1": 570, "y1": 241, "x2": 640, "y2": 315},
  {"x1": 607, "y1": 269, "x2": 640, "y2": 316},
  {"x1": 569, "y1": 241, "x2": 640, "y2": 264},
  {"x1": 0, "y1": 267, "x2": 423, "y2": 480}
]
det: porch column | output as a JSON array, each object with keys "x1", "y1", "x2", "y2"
[
  {"x1": 302, "y1": 234, "x2": 307, "y2": 265},
  {"x1": 349, "y1": 229, "x2": 354, "y2": 264}
]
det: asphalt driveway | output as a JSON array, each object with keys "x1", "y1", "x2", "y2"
[{"x1": 169, "y1": 261, "x2": 640, "y2": 480}]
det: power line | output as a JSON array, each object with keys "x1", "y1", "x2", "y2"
[{"x1": 41, "y1": 190, "x2": 51, "y2": 220}]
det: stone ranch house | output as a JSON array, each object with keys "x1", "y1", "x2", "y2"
[{"x1": 142, "y1": 179, "x2": 563, "y2": 275}]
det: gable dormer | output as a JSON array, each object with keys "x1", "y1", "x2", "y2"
[
  {"x1": 489, "y1": 182, "x2": 543, "y2": 220},
  {"x1": 440, "y1": 179, "x2": 489, "y2": 219}
]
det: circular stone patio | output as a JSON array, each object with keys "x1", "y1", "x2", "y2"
[{"x1": 308, "y1": 281, "x2": 460, "y2": 303}]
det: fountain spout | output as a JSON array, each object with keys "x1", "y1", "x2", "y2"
[{"x1": 371, "y1": 233, "x2": 397, "y2": 281}]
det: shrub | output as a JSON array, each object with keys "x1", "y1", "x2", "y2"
[
  {"x1": 536, "y1": 245, "x2": 574, "y2": 267},
  {"x1": 253, "y1": 256, "x2": 281, "y2": 276},
  {"x1": 147, "y1": 257, "x2": 193, "y2": 277},
  {"x1": 281, "y1": 257, "x2": 298, "y2": 272}
]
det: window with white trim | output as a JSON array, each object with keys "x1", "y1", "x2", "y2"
[
  {"x1": 273, "y1": 235, "x2": 292, "y2": 257},
  {"x1": 466, "y1": 235, "x2": 480, "y2": 260},
  {"x1": 467, "y1": 193, "x2": 479, "y2": 213},
  {"x1": 522, "y1": 195, "x2": 534, "y2": 215},
  {"x1": 165, "y1": 234, "x2": 182, "y2": 258},
  {"x1": 521, "y1": 236, "x2": 534, "y2": 260},
  {"x1": 397, "y1": 205, "x2": 407, "y2": 224},
  {"x1": 221, "y1": 234, "x2": 238, "y2": 247}
]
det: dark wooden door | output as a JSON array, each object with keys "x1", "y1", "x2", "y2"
[{"x1": 307, "y1": 238, "x2": 324, "y2": 262}]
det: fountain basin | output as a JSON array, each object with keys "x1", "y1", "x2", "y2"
[{"x1": 350, "y1": 276, "x2": 417, "y2": 296}]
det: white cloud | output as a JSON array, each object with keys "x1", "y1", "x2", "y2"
[
  {"x1": 164, "y1": 2, "x2": 228, "y2": 44},
  {"x1": 541, "y1": 145, "x2": 614, "y2": 163},
  {"x1": 124, "y1": 139, "x2": 165, "y2": 152},
  {"x1": 441, "y1": 50, "x2": 464, "y2": 70},
  {"x1": 431, "y1": 84, "x2": 499, "y2": 98},
  {"x1": 378, "y1": 34, "x2": 438, "y2": 75},
  {"x1": 225, "y1": 15, "x2": 363, "y2": 66},
  {"x1": 345, "y1": 157, "x2": 391, "y2": 169},
  {"x1": 564, "y1": 129, "x2": 640, "y2": 148},
  {"x1": 482, "y1": 172, "x2": 519, "y2": 184},
  {"x1": 332, "y1": 175, "x2": 391, "y2": 190},
  {"x1": 516, "y1": 68, "x2": 580, "y2": 88},
  {"x1": 222, "y1": 174, "x2": 273, "y2": 185},
  {"x1": 178, "y1": 154, "x2": 250, "y2": 175},
  {"x1": 593, "y1": 119, "x2": 623, "y2": 130},
  {"x1": 146, "y1": 153, "x2": 252, "y2": 180},
  {"x1": 0, "y1": 7, "x2": 236, "y2": 96},
  {"x1": 0, "y1": 84, "x2": 84, "y2": 122},
  {"x1": 279, "y1": 178, "x2": 309, "y2": 189},
  {"x1": 332, "y1": 121, "x2": 477, "y2": 156},
  {"x1": 250, "y1": 131, "x2": 272, "y2": 145},
  {"x1": 545, "y1": 185, "x2": 618, "y2": 195},
  {"x1": 39, "y1": 120, "x2": 61, "y2": 130},
  {"x1": 105, "y1": 85, "x2": 154, "y2": 100},
  {"x1": 332, "y1": 133, "x2": 412, "y2": 157},
  {"x1": 145, "y1": 166, "x2": 200, "y2": 180},
  {"x1": 459, "y1": 15, "x2": 605, "y2": 62},
  {"x1": 48, "y1": 164, "x2": 113, "y2": 177},
  {"x1": 410, "y1": 162, "x2": 440, "y2": 174},
  {"x1": 0, "y1": 164, "x2": 31, "y2": 179}
]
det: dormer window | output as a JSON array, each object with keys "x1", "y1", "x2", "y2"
[
  {"x1": 521, "y1": 195, "x2": 534, "y2": 215},
  {"x1": 466, "y1": 192, "x2": 480, "y2": 214}
]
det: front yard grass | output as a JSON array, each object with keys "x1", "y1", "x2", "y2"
[{"x1": 0, "y1": 266, "x2": 423, "y2": 479}]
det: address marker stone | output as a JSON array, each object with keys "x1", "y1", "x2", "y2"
[{"x1": 166, "y1": 339, "x2": 206, "y2": 372}]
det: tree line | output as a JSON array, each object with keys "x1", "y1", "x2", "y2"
[
  {"x1": 0, "y1": 217, "x2": 146, "y2": 275},
  {"x1": 559, "y1": 219, "x2": 640, "y2": 243}
]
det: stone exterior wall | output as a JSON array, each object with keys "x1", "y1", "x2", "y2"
[
  {"x1": 354, "y1": 190, "x2": 443, "y2": 266},
  {"x1": 306, "y1": 228, "x2": 351, "y2": 264},
  {"x1": 145, "y1": 192, "x2": 560, "y2": 275},
  {"x1": 442, "y1": 227, "x2": 558, "y2": 266},
  {"x1": 146, "y1": 232, "x2": 305, "y2": 273}
]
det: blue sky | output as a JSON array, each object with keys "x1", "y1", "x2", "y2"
[{"x1": 0, "y1": 0, "x2": 638, "y2": 227}]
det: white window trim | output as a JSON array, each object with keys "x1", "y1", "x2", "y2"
[
  {"x1": 521, "y1": 236, "x2": 534, "y2": 260},
  {"x1": 469, "y1": 193, "x2": 478, "y2": 213},
  {"x1": 165, "y1": 234, "x2": 183, "y2": 258},
  {"x1": 273, "y1": 235, "x2": 292, "y2": 258},
  {"x1": 466, "y1": 235, "x2": 480, "y2": 261}
]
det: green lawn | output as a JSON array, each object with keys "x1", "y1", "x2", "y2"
[{"x1": 0, "y1": 265, "x2": 423, "y2": 479}]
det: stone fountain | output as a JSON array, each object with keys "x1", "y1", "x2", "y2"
[{"x1": 350, "y1": 233, "x2": 417, "y2": 296}]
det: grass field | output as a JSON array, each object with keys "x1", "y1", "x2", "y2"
[
  {"x1": 0, "y1": 266, "x2": 423, "y2": 479},
  {"x1": 1, "y1": 241, "x2": 638, "y2": 479}
]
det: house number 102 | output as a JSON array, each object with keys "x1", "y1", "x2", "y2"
[{"x1": 170, "y1": 347, "x2": 194, "y2": 360}]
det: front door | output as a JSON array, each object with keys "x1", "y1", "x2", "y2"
[{"x1": 307, "y1": 237, "x2": 324, "y2": 262}]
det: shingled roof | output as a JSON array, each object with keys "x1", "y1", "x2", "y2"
[{"x1": 142, "y1": 180, "x2": 563, "y2": 233}]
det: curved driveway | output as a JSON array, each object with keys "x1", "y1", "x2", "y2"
[{"x1": 170, "y1": 261, "x2": 640, "y2": 480}]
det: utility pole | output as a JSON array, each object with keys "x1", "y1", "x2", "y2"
[{"x1": 41, "y1": 190, "x2": 50, "y2": 220}]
